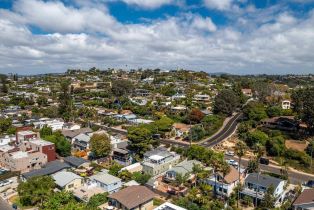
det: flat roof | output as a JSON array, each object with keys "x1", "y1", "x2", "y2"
[
  {"x1": 18, "y1": 130, "x2": 36, "y2": 136},
  {"x1": 31, "y1": 139, "x2": 54, "y2": 146},
  {"x1": 11, "y1": 151, "x2": 28, "y2": 159},
  {"x1": 150, "y1": 155, "x2": 164, "y2": 161}
]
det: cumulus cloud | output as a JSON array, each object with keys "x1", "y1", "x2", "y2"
[
  {"x1": 0, "y1": 0, "x2": 314, "y2": 74},
  {"x1": 121, "y1": 0, "x2": 176, "y2": 9},
  {"x1": 204, "y1": 0, "x2": 234, "y2": 10}
]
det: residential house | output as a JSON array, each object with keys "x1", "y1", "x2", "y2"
[
  {"x1": 52, "y1": 171, "x2": 83, "y2": 191},
  {"x1": 207, "y1": 166, "x2": 240, "y2": 197},
  {"x1": 119, "y1": 163, "x2": 143, "y2": 174},
  {"x1": 61, "y1": 127, "x2": 93, "y2": 142},
  {"x1": 72, "y1": 133, "x2": 92, "y2": 151},
  {"x1": 241, "y1": 173, "x2": 286, "y2": 206},
  {"x1": 282, "y1": 100, "x2": 291, "y2": 110},
  {"x1": 33, "y1": 118, "x2": 64, "y2": 131},
  {"x1": 22, "y1": 160, "x2": 70, "y2": 180},
  {"x1": 164, "y1": 160, "x2": 202, "y2": 182},
  {"x1": 90, "y1": 172, "x2": 122, "y2": 193},
  {"x1": 63, "y1": 122, "x2": 81, "y2": 130},
  {"x1": 142, "y1": 147, "x2": 180, "y2": 176},
  {"x1": 113, "y1": 148, "x2": 132, "y2": 166},
  {"x1": 171, "y1": 123, "x2": 191, "y2": 138},
  {"x1": 108, "y1": 186, "x2": 155, "y2": 210},
  {"x1": 242, "y1": 89, "x2": 253, "y2": 97},
  {"x1": 73, "y1": 184, "x2": 106, "y2": 202},
  {"x1": 1, "y1": 150, "x2": 47, "y2": 173},
  {"x1": 154, "y1": 202, "x2": 187, "y2": 210},
  {"x1": 193, "y1": 94, "x2": 210, "y2": 103},
  {"x1": 63, "y1": 156, "x2": 89, "y2": 168},
  {"x1": 261, "y1": 116, "x2": 299, "y2": 131},
  {"x1": 292, "y1": 188, "x2": 314, "y2": 210},
  {"x1": 16, "y1": 130, "x2": 38, "y2": 143},
  {"x1": 26, "y1": 139, "x2": 56, "y2": 162}
]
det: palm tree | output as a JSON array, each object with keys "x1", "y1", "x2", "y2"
[
  {"x1": 220, "y1": 162, "x2": 230, "y2": 202},
  {"x1": 253, "y1": 143, "x2": 265, "y2": 207},
  {"x1": 175, "y1": 172, "x2": 190, "y2": 188},
  {"x1": 235, "y1": 141, "x2": 247, "y2": 207},
  {"x1": 210, "y1": 152, "x2": 224, "y2": 197},
  {"x1": 192, "y1": 163, "x2": 204, "y2": 186}
]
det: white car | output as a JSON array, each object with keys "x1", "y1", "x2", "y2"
[
  {"x1": 0, "y1": 180, "x2": 13, "y2": 187},
  {"x1": 226, "y1": 159, "x2": 239, "y2": 167},
  {"x1": 225, "y1": 151, "x2": 235, "y2": 156}
]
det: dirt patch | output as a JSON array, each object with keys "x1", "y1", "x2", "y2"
[{"x1": 285, "y1": 140, "x2": 308, "y2": 152}]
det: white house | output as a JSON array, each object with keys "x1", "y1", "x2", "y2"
[
  {"x1": 282, "y1": 100, "x2": 291, "y2": 110},
  {"x1": 206, "y1": 166, "x2": 240, "y2": 197},
  {"x1": 90, "y1": 172, "x2": 122, "y2": 194},
  {"x1": 241, "y1": 173, "x2": 286, "y2": 206}
]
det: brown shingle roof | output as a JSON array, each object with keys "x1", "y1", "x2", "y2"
[
  {"x1": 61, "y1": 128, "x2": 92, "y2": 139},
  {"x1": 218, "y1": 166, "x2": 239, "y2": 184},
  {"x1": 293, "y1": 189, "x2": 314, "y2": 205},
  {"x1": 108, "y1": 186, "x2": 155, "y2": 209},
  {"x1": 172, "y1": 123, "x2": 191, "y2": 132}
]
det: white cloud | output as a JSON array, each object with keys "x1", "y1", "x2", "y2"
[
  {"x1": 0, "y1": 0, "x2": 314, "y2": 74},
  {"x1": 121, "y1": 0, "x2": 175, "y2": 9},
  {"x1": 12, "y1": 0, "x2": 117, "y2": 33},
  {"x1": 204, "y1": 0, "x2": 234, "y2": 10}
]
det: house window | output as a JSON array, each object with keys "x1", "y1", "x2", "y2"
[{"x1": 68, "y1": 184, "x2": 74, "y2": 188}]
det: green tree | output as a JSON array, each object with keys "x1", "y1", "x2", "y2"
[
  {"x1": 43, "y1": 132, "x2": 71, "y2": 157},
  {"x1": 108, "y1": 163, "x2": 123, "y2": 176},
  {"x1": 43, "y1": 191, "x2": 86, "y2": 210},
  {"x1": 266, "y1": 106, "x2": 282, "y2": 118},
  {"x1": 244, "y1": 102, "x2": 267, "y2": 122},
  {"x1": 292, "y1": 87, "x2": 314, "y2": 132},
  {"x1": 90, "y1": 133, "x2": 112, "y2": 158},
  {"x1": 87, "y1": 192, "x2": 109, "y2": 209},
  {"x1": 153, "y1": 116, "x2": 174, "y2": 132},
  {"x1": 260, "y1": 185, "x2": 276, "y2": 208},
  {"x1": 0, "y1": 118, "x2": 12, "y2": 134},
  {"x1": 37, "y1": 96, "x2": 48, "y2": 107},
  {"x1": 58, "y1": 79, "x2": 72, "y2": 121},
  {"x1": 40, "y1": 125, "x2": 53, "y2": 138},
  {"x1": 131, "y1": 172, "x2": 151, "y2": 185},
  {"x1": 118, "y1": 170, "x2": 132, "y2": 181},
  {"x1": 190, "y1": 125, "x2": 206, "y2": 141},
  {"x1": 245, "y1": 130, "x2": 268, "y2": 148},
  {"x1": 127, "y1": 126, "x2": 153, "y2": 155},
  {"x1": 175, "y1": 172, "x2": 190, "y2": 187},
  {"x1": 18, "y1": 176, "x2": 55, "y2": 207},
  {"x1": 112, "y1": 80, "x2": 134, "y2": 96},
  {"x1": 213, "y1": 89, "x2": 239, "y2": 116},
  {"x1": 235, "y1": 141, "x2": 247, "y2": 207},
  {"x1": 246, "y1": 159, "x2": 258, "y2": 173},
  {"x1": 306, "y1": 139, "x2": 314, "y2": 158}
]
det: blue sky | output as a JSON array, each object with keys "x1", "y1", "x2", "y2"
[{"x1": 0, "y1": 0, "x2": 314, "y2": 74}]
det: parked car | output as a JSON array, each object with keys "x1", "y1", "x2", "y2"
[
  {"x1": 305, "y1": 180, "x2": 314, "y2": 188},
  {"x1": 259, "y1": 157, "x2": 269, "y2": 165},
  {"x1": 0, "y1": 179, "x2": 13, "y2": 187},
  {"x1": 225, "y1": 151, "x2": 235, "y2": 156},
  {"x1": 227, "y1": 159, "x2": 239, "y2": 166}
]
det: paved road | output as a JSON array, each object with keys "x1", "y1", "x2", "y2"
[
  {"x1": 200, "y1": 113, "x2": 243, "y2": 147},
  {"x1": 227, "y1": 156, "x2": 314, "y2": 184},
  {"x1": 0, "y1": 197, "x2": 12, "y2": 210},
  {"x1": 159, "y1": 113, "x2": 243, "y2": 148}
]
